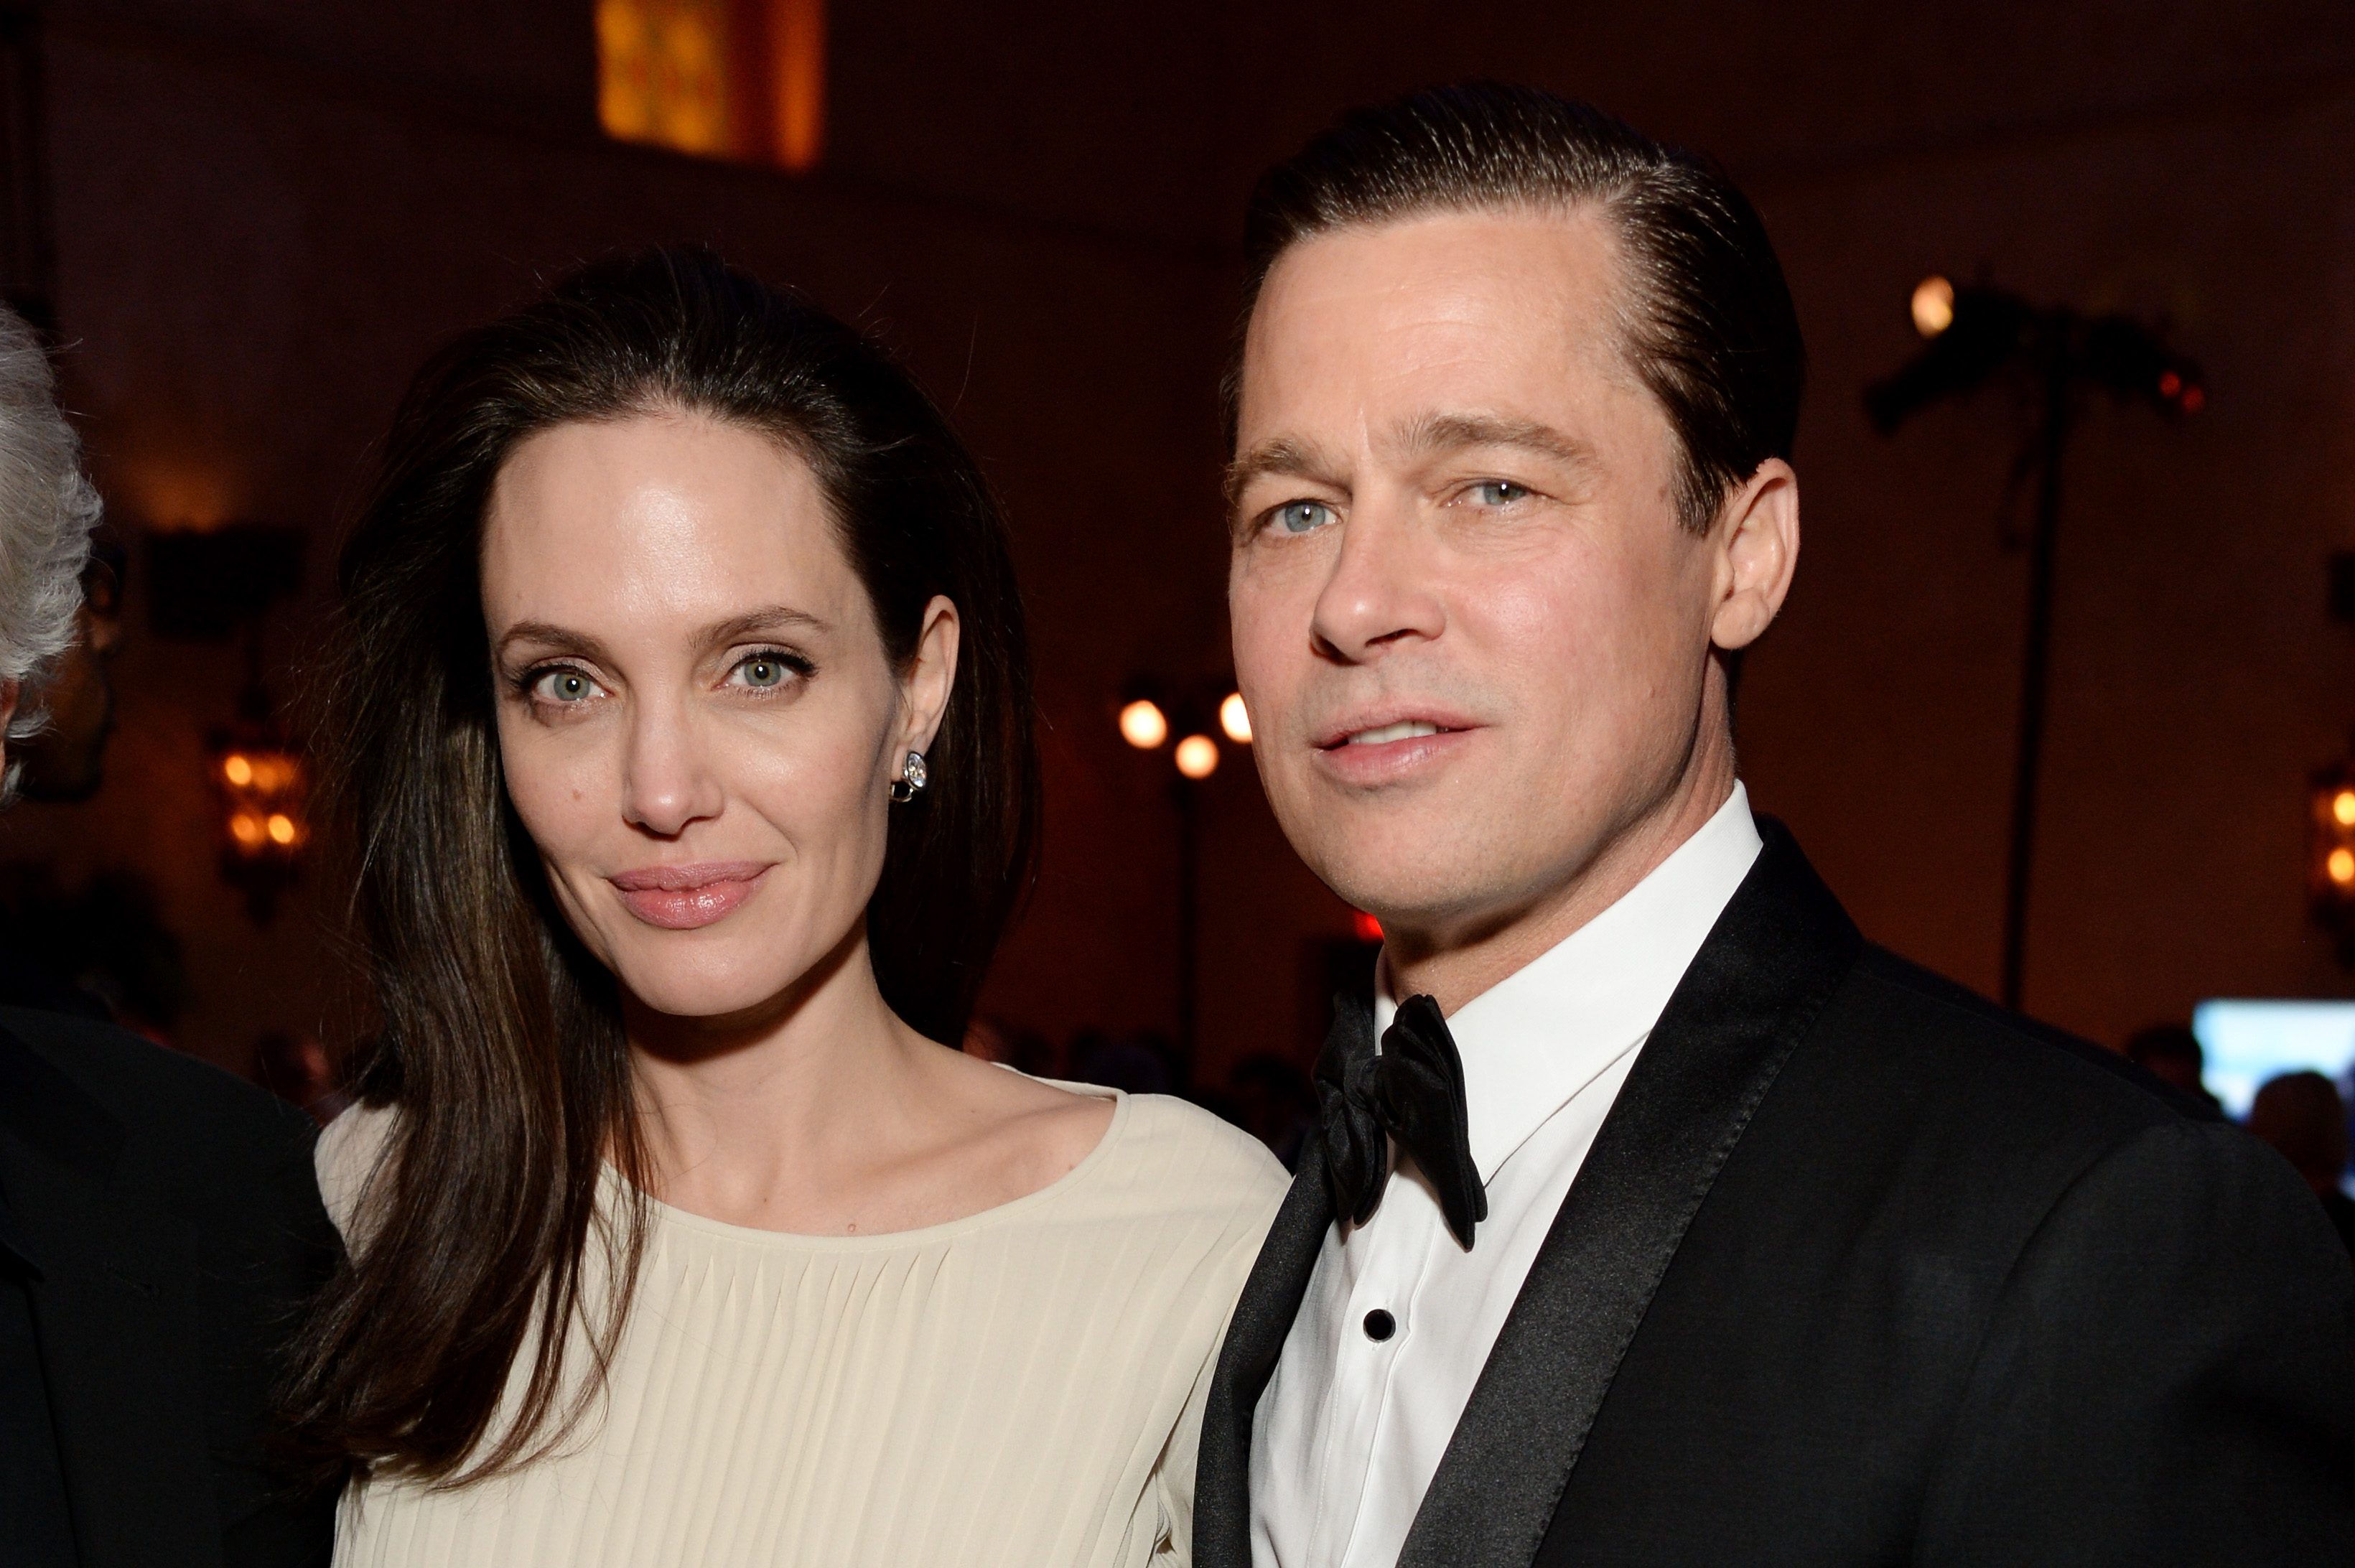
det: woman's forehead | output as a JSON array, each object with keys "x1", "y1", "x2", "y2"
[{"x1": 480, "y1": 414, "x2": 860, "y2": 632}]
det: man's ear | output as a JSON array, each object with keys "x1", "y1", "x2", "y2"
[
  {"x1": 900, "y1": 596, "x2": 961, "y2": 758},
  {"x1": 1709, "y1": 459, "x2": 1799, "y2": 653}
]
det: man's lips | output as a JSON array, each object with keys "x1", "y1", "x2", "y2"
[
  {"x1": 607, "y1": 862, "x2": 773, "y2": 930},
  {"x1": 1312, "y1": 709, "x2": 1481, "y2": 750},
  {"x1": 1311, "y1": 711, "x2": 1482, "y2": 784}
]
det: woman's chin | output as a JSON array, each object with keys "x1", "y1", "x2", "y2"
[{"x1": 614, "y1": 963, "x2": 799, "y2": 1031}]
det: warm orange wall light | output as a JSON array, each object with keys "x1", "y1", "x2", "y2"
[
  {"x1": 765, "y1": 0, "x2": 826, "y2": 171},
  {"x1": 597, "y1": 0, "x2": 825, "y2": 172}
]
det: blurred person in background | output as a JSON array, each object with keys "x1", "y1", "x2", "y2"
[
  {"x1": 2124, "y1": 1022, "x2": 2222, "y2": 1110},
  {"x1": 15, "y1": 531, "x2": 122, "y2": 802},
  {"x1": 287, "y1": 248, "x2": 1286, "y2": 1567},
  {"x1": 253, "y1": 1029, "x2": 350, "y2": 1128},
  {"x1": 0, "y1": 304, "x2": 340, "y2": 1566},
  {"x1": 2249, "y1": 1070, "x2": 2355, "y2": 1256}
]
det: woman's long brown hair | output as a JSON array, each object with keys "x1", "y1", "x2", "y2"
[{"x1": 282, "y1": 246, "x2": 1040, "y2": 1485}]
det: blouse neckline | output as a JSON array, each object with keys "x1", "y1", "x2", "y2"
[{"x1": 628, "y1": 1082, "x2": 1133, "y2": 1253}]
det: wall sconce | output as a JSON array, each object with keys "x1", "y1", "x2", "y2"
[
  {"x1": 147, "y1": 522, "x2": 309, "y2": 922},
  {"x1": 206, "y1": 681, "x2": 308, "y2": 923},
  {"x1": 2312, "y1": 749, "x2": 2355, "y2": 965}
]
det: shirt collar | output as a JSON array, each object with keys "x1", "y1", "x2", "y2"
[{"x1": 1375, "y1": 782, "x2": 1764, "y2": 1182}]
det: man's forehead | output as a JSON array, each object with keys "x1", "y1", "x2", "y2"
[{"x1": 1237, "y1": 209, "x2": 1636, "y2": 435}]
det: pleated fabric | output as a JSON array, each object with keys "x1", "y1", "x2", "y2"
[{"x1": 316, "y1": 1087, "x2": 1288, "y2": 1568}]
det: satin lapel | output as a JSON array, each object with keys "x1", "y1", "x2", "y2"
[
  {"x1": 1193, "y1": 999, "x2": 1368, "y2": 1568},
  {"x1": 0, "y1": 1026, "x2": 220, "y2": 1567},
  {"x1": 1398, "y1": 821, "x2": 1862, "y2": 1568}
]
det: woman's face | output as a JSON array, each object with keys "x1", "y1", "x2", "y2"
[{"x1": 480, "y1": 411, "x2": 956, "y2": 1023}]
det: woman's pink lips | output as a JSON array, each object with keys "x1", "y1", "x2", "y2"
[{"x1": 608, "y1": 862, "x2": 773, "y2": 930}]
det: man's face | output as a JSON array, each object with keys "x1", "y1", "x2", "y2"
[{"x1": 1227, "y1": 208, "x2": 1742, "y2": 944}]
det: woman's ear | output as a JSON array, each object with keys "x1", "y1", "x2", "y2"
[{"x1": 901, "y1": 595, "x2": 961, "y2": 756}]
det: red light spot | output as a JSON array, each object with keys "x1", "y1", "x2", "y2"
[
  {"x1": 1352, "y1": 911, "x2": 1384, "y2": 943},
  {"x1": 2158, "y1": 370, "x2": 2181, "y2": 397},
  {"x1": 2180, "y1": 386, "x2": 2205, "y2": 414}
]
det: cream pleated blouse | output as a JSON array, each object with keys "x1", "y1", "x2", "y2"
[{"x1": 316, "y1": 1084, "x2": 1287, "y2": 1568}]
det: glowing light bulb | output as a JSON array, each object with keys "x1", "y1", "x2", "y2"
[
  {"x1": 223, "y1": 753, "x2": 253, "y2": 787},
  {"x1": 1174, "y1": 734, "x2": 1219, "y2": 779},
  {"x1": 2331, "y1": 848, "x2": 2355, "y2": 885},
  {"x1": 266, "y1": 813, "x2": 297, "y2": 846},
  {"x1": 1219, "y1": 691, "x2": 1252, "y2": 744},
  {"x1": 230, "y1": 811, "x2": 264, "y2": 848},
  {"x1": 2334, "y1": 790, "x2": 2355, "y2": 828},
  {"x1": 1911, "y1": 275, "x2": 1955, "y2": 338},
  {"x1": 1119, "y1": 699, "x2": 1168, "y2": 750}
]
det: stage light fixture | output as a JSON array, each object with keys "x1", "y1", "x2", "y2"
[{"x1": 1868, "y1": 278, "x2": 2204, "y2": 1008}]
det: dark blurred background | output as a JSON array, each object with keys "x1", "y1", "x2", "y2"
[{"x1": 3, "y1": 1, "x2": 2352, "y2": 1147}]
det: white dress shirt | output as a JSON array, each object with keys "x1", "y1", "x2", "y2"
[{"x1": 1249, "y1": 785, "x2": 1764, "y2": 1568}]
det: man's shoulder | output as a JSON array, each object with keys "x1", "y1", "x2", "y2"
[
  {"x1": 1840, "y1": 946, "x2": 2204, "y2": 1123},
  {"x1": 1770, "y1": 943, "x2": 2215, "y2": 1194},
  {"x1": 0, "y1": 1005, "x2": 319, "y2": 1186}
]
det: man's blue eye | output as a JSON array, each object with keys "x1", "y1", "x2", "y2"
[
  {"x1": 1470, "y1": 481, "x2": 1529, "y2": 506},
  {"x1": 1274, "y1": 501, "x2": 1333, "y2": 534}
]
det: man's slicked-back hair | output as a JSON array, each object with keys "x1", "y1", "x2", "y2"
[{"x1": 1226, "y1": 82, "x2": 1806, "y2": 534}]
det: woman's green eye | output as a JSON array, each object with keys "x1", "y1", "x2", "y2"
[
  {"x1": 742, "y1": 658, "x2": 785, "y2": 688},
  {"x1": 536, "y1": 670, "x2": 597, "y2": 702}
]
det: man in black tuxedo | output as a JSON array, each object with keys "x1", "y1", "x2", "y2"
[
  {"x1": 0, "y1": 303, "x2": 340, "y2": 1565},
  {"x1": 1198, "y1": 83, "x2": 2354, "y2": 1567}
]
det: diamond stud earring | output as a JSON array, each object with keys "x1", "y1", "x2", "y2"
[{"x1": 891, "y1": 750, "x2": 928, "y2": 804}]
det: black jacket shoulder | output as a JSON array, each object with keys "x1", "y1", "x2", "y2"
[
  {"x1": 0, "y1": 1007, "x2": 341, "y2": 1568},
  {"x1": 0, "y1": 1004, "x2": 322, "y2": 1175}
]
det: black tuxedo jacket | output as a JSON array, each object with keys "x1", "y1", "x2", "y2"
[
  {"x1": 1197, "y1": 824, "x2": 2355, "y2": 1567},
  {"x1": 0, "y1": 1007, "x2": 340, "y2": 1568}
]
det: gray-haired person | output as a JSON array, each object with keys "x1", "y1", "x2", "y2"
[{"x1": 0, "y1": 304, "x2": 341, "y2": 1567}]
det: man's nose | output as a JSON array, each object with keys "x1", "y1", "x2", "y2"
[
  {"x1": 621, "y1": 697, "x2": 723, "y2": 838},
  {"x1": 1308, "y1": 498, "x2": 1446, "y2": 663}
]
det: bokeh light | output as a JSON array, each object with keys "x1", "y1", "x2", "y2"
[
  {"x1": 1174, "y1": 734, "x2": 1219, "y2": 779},
  {"x1": 1911, "y1": 275, "x2": 1955, "y2": 338},
  {"x1": 1219, "y1": 691, "x2": 1252, "y2": 745},
  {"x1": 1119, "y1": 699, "x2": 1168, "y2": 750}
]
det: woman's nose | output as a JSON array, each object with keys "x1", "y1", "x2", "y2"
[{"x1": 620, "y1": 699, "x2": 723, "y2": 837}]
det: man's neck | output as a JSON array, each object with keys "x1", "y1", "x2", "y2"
[{"x1": 1382, "y1": 741, "x2": 1739, "y2": 1017}]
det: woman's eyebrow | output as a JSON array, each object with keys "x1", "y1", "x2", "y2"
[
  {"x1": 697, "y1": 605, "x2": 832, "y2": 646},
  {"x1": 493, "y1": 621, "x2": 605, "y2": 663}
]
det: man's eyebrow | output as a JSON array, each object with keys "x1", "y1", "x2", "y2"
[
  {"x1": 1223, "y1": 436, "x2": 1343, "y2": 514},
  {"x1": 493, "y1": 606, "x2": 831, "y2": 663},
  {"x1": 1394, "y1": 412, "x2": 1598, "y2": 467}
]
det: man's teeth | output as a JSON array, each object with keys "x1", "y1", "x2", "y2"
[{"x1": 1347, "y1": 720, "x2": 1444, "y2": 746}]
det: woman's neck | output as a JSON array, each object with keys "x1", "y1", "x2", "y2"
[{"x1": 621, "y1": 923, "x2": 944, "y2": 1229}]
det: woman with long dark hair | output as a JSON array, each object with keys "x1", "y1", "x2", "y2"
[{"x1": 287, "y1": 247, "x2": 1286, "y2": 1565}]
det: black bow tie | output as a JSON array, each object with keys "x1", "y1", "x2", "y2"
[{"x1": 1314, "y1": 992, "x2": 1488, "y2": 1250}]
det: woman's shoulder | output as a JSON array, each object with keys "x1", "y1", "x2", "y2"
[
  {"x1": 314, "y1": 1100, "x2": 398, "y2": 1241},
  {"x1": 1075, "y1": 1088, "x2": 1292, "y2": 1227}
]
